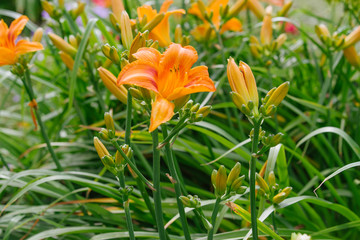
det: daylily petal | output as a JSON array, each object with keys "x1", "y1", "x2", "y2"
[
  {"x1": 150, "y1": 9, "x2": 185, "y2": 47},
  {"x1": 8, "y1": 15, "x2": 28, "y2": 45},
  {"x1": 0, "y1": 20, "x2": 9, "y2": 46},
  {"x1": 15, "y1": 39, "x2": 43, "y2": 55},
  {"x1": 117, "y1": 60, "x2": 159, "y2": 93},
  {"x1": 137, "y1": 5, "x2": 157, "y2": 23},
  {"x1": 188, "y1": 2, "x2": 205, "y2": 20},
  {"x1": 149, "y1": 96, "x2": 174, "y2": 132},
  {"x1": 208, "y1": 0, "x2": 229, "y2": 29},
  {"x1": 133, "y1": 47, "x2": 161, "y2": 63},
  {"x1": 220, "y1": 18, "x2": 242, "y2": 34},
  {"x1": 158, "y1": 43, "x2": 198, "y2": 96},
  {"x1": 160, "y1": 0, "x2": 173, "y2": 13},
  {"x1": 0, "y1": 47, "x2": 17, "y2": 66},
  {"x1": 167, "y1": 66, "x2": 215, "y2": 100},
  {"x1": 160, "y1": 43, "x2": 198, "y2": 74}
]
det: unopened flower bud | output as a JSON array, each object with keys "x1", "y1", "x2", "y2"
[
  {"x1": 211, "y1": 169, "x2": 217, "y2": 188},
  {"x1": 99, "y1": 128, "x2": 110, "y2": 141},
  {"x1": 277, "y1": 1, "x2": 293, "y2": 16},
  {"x1": 256, "y1": 173, "x2": 270, "y2": 193},
  {"x1": 32, "y1": 28, "x2": 43, "y2": 42},
  {"x1": 98, "y1": 67, "x2": 128, "y2": 104},
  {"x1": 227, "y1": 162, "x2": 241, "y2": 187},
  {"x1": 48, "y1": 33, "x2": 77, "y2": 57},
  {"x1": 275, "y1": 33, "x2": 287, "y2": 50},
  {"x1": 129, "y1": 32, "x2": 147, "y2": 62},
  {"x1": 247, "y1": 0, "x2": 265, "y2": 20},
  {"x1": 175, "y1": 24, "x2": 182, "y2": 43},
  {"x1": 120, "y1": 11, "x2": 133, "y2": 49},
  {"x1": 179, "y1": 196, "x2": 191, "y2": 207},
  {"x1": 115, "y1": 150, "x2": 125, "y2": 165},
  {"x1": 69, "y1": 35, "x2": 78, "y2": 48},
  {"x1": 41, "y1": 0, "x2": 55, "y2": 17},
  {"x1": 343, "y1": 46, "x2": 360, "y2": 67},
  {"x1": 59, "y1": 51, "x2": 74, "y2": 70},
  {"x1": 94, "y1": 137, "x2": 110, "y2": 159},
  {"x1": 197, "y1": 106, "x2": 211, "y2": 118},
  {"x1": 344, "y1": 26, "x2": 360, "y2": 48},
  {"x1": 228, "y1": 0, "x2": 246, "y2": 18},
  {"x1": 268, "y1": 171, "x2": 276, "y2": 187},
  {"x1": 260, "y1": 6, "x2": 273, "y2": 46},
  {"x1": 281, "y1": 186, "x2": 292, "y2": 197},
  {"x1": 174, "y1": 95, "x2": 190, "y2": 112},
  {"x1": 141, "y1": 13, "x2": 165, "y2": 32},
  {"x1": 272, "y1": 192, "x2": 286, "y2": 204},
  {"x1": 104, "y1": 112, "x2": 115, "y2": 137},
  {"x1": 215, "y1": 165, "x2": 227, "y2": 197},
  {"x1": 190, "y1": 103, "x2": 200, "y2": 113},
  {"x1": 265, "y1": 82, "x2": 290, "y2": 109}
]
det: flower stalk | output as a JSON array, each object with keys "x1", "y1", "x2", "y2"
[{"x1": 161, "y1": 124, "x2": 191, "y2": 240}]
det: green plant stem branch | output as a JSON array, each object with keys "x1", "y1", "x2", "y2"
[
  {"x1": 151, "y1": 130, "x2": 167, "y2": 240},
  {"x1": 110, "y1": 139, "x2": 154, "y2": 190},
  {"x1": 161, "y1": 124, "x2": 191, "y2": 240},
  {"x1": 85, "y1": 58, "x2": 106, "y2": 113},
  {"x1": 208, "y1": 197, "x2": 221, "y2": 240},
  {"x1": 117, "y1": 170, "x2": 135, "y2": 240},
  {"x1": 250, "y1": 121, "x2": 261, "y2": 240},
  {"x1": 158, "y1": 118, "x2": 188, "y2": 149},
  {"x1": 22, "y1": 69, "x2": 63, "y2": 171},
  {"x1": 124, "y1": 92, "x2": 156, "y2": 222}
]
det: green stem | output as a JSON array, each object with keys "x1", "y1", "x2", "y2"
[
  {"x1": 250, "y1": 121, "x2": 261, "y2": 240},
  {"x1": 151, "y1": 130, "x2": 167, "y2": 240},
  {"x1": 272, "y1": 211, "x2": 277, "y2": 234},
  {"x1": 117, "y1": 171, "x2": 135, "y2": 240},
  {"x1": 208, "y1": 197, "x2": 221, "y2": 240},
  {"x1": 22, "y1": 69, "x2": 63, "y2": 171},
  {"x1": 161, "y1": 125, "x2": 191, "y2": 240},
  {"x1": 85, "y1": 58, "x2": 106, "y2": 113},
  {"x1": 158, "y1": 118, "x2": 188, "y2": 149},
  {"x1": 111, "y1": 139, "x2": 154, "y2": 190},
  {"x1": 0, "y1": 153, "x2": 10, "y2": 171},
  {"x1": 124, "y1": 92, "x2": 157, "y2": 222}
]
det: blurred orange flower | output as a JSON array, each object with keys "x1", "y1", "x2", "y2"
[
  {"x1": 0, "y1": 15, "x2": 43, "y2": 66},
  {"x1": 118, "y1": 43, "x2": 215, "y2": 132},
  {"x1": 188, "y1": 0, "x2": 242, "y2": 41},
  {"x1": 137, "y1": 0, "x2": 185, "y2": 47}
]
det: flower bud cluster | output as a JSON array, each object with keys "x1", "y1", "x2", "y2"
[
  {"x1": 179, "y1": 100, "x2": 212, "y2": 124},
  {"x1": 211, "y1": 163, "x2": 246, "y2": 199},
  {"x1": 259, "y1": 82, "x2": 290, "y2": 118},
  {"x1": 256, "y1": 171, "x2": 292, "y2": 205}
]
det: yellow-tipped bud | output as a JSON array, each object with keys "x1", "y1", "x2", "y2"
[
  {"x1": 197, "y1": 106, "x2": 212, "y2": 118},
  {"x1": 69, "y1": 35, "x2": 78, "y2": 48},
  {"x1": 129, "y1": 32, "x2": 147, "y2": 62},
  {"x1": 111, "y1": 0, "x2": 125, "y2": 22},
  {"x1": 256, "y1": 173, "x2": 270, "y2": 193},
  {"x1": 175, "y1": 24, "x2": 182, "y2": 44},
  {"x1": 48, "y1": 33, "x2": 77, "y2": 57},
  {"x1": 343, "y1": 46, "x2": 360, "y2": 67},
  {"x1": 275, "y1": 33, "x2": 287, "y2": 50},
  {"x1": 227, "y1": 162, "x2": 241, "y2": 187},
  {"x1": 247, "y1": 0, "x2": 265, "y2": 20},
  {"x1": 281, "y1": 186, "x2": 292, "y2": 197},
  {"x1": 110, "y1": 13, "x2": 121, "y2": 31},
  {"x1": 120, "y1": 11, "x2": 133, "y2": 49},
  {"x1": 41, "y1": 0, "x2": 55, "y2": 17},
  {"x1": 72, "y1": 1, "x2": 86, "y2": 19},
  {"x1": 59, "y1": 0, "x2": 64, "y2": 7},
  {"x1": 141, "y1": 13, "x2": 165, "y2": 32},
  {"x1": 211, "y1": 169, "x2": 217, "y2": 188},
  {"x1": 268, "y1": 171, "x2": 276, "y2": 187},
  {"x1": 59, "y1": 51, "x2": 74, "y2": 70},
  {"x1": 32, "y1": 28, "x2": 43, "y2": 42},
  {"x1": 228, "y1": 0, "x2": 247, "y2": 18},
  {"x1": 265, "y1": 81, "x2": 290, "y2": 108},
  {"x1": 104, "y1": 112, "x2": 115, "y2": 138},
  {"x1": 344, "y1": 26, "x2": 360, "y2": 48},
  {"x1": 272, "y1": 192, "x2": 286, "y2": 204},
  {"x1": 98, "y1": 67, "x2": 128, "y2": 104},
  {"x1": 94, "y1": 137, "x2": 110, "y2": 159},
  {"x1": 216, "y1": 165, "x2": 227, "y2": 197},
  {"x1": 197, "y1": 0, "x2": 207, "y2": 18},
  {"x1": 115, "y1": 150, "x2": 126, "y2": 165},
  {"x1": 315, "y1": 24, "x2": 330, "y2": 44},
  {"x1": 250, "y1": 35, "x2": 261, "y2": 58},
  {"x1": 260, "y1": 6, "x2": 273, "y2": 46},
  {"x1": 277, "y1": 1, "x2": 292, "y2": 16},
  {"x1": 227, "y1": 58, "x2": 259, "y2": 113}
]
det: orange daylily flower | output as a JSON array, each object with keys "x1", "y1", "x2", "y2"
[
  {"x1": 188, "y1": 0, "x2": 242, "y2": 36},
  {"x1": 137, "y1": 0, "x2": 185, "y2": 47},
  {"x1": 117, "y1": 43, "x2": 216, "y2": 132},
  {"x1": 0, "y1": 15, "x2": 43, "y2": 66}
]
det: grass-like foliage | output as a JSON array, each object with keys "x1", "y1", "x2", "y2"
[{"x1": 1, "y1": 0, "x2": 360, "y2": 239}]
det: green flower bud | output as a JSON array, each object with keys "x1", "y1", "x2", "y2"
[
  {"x1": 256, "y1": 173, "x2": 270, "y2": 193},
  {"x1": 216, "y1": 165, "x2": 227, "y2": 197},
  {"x1": 227, "y1": 162, "x2": 241, "y2": 187}
]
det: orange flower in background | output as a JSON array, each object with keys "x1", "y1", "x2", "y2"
[
  {"x1": 188, "y1": 0, "x2": 242, "y2": 36},
  {"x1": 0, "y1": 15, "x2": 43, "y2": 66},
  {"x1": 118, "y1": 43, "x2": 216, "y2": 132},
  {"x1": 137, "y1": 0, "x2": 185, "y2": 47}
]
